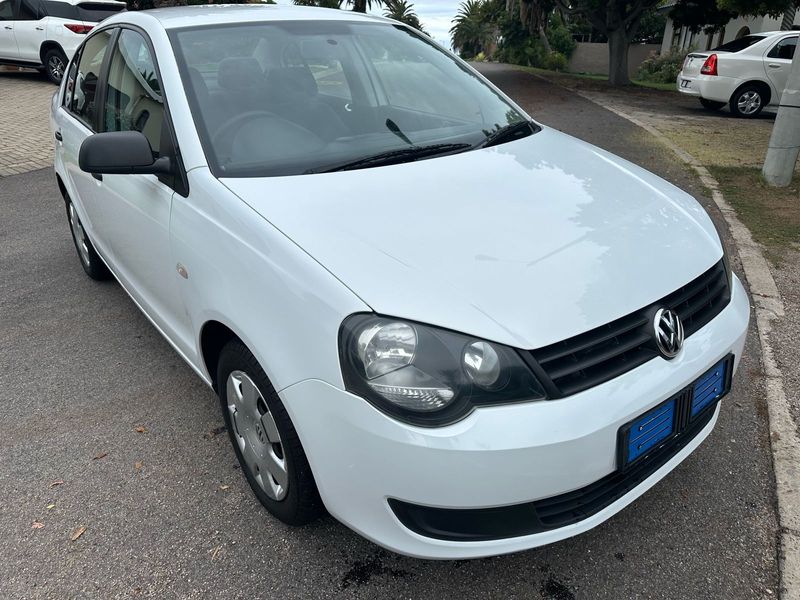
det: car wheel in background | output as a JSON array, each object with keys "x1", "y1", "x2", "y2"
[
  {"x1": 729, "y1": 85, "x2": 765, "y2": 118},
  {"x1": 66, "y1": 198, "x2": 111, "y2": 280},
  {"x1": 700, "y1": 98, "x2": 725, "y2": 111},
  {"x1": 217, "y1": 339, "x2": 324, "y2": 526},
  {"x1": 43, "y1": 48, "x2": 67, "y2": 85}
]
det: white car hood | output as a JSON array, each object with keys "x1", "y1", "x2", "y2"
[{"x1": 222, "y1": 127, "x2": 722, "y2": 349}]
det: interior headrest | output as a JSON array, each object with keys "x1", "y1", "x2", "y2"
[
  {"x1": 217, "y1": 57, "x2": 265, "y2": 91},
  {"x1": 266, "y1": 67, "x2": 318, "y2": 99}
]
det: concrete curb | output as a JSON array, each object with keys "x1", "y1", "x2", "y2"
[{"x1": 565, "y1": 87, "x2": 799, "y2": 600}]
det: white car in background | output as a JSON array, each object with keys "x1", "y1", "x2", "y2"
[
  {"x1": 677, "y1": 31, "x2": 797, "y2": 117},
  {"x1": 0, "y1": 0, "x2": 124, "y2": 83}
]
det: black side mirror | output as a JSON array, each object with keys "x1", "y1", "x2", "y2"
[{"x1": 79, "y1": 131, "x2": 172, "y2": 176}]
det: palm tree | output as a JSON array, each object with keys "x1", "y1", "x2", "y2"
[
  {"x1": 450, "y1": 0, "x2": 493, "y2": 58},
  {"x1": 383, "y1": 0, "x2": 426, "y2": 31}
]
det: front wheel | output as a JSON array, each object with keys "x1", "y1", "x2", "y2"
[
  {"x1": 43, "y1": 48, "x2": 67, "y2": 85},
  {"x1": 729, "y1": 85, "x2": 765, "y2": 118},
  {"x1": 700, "y1": 98, "x2": 725, "y2": 111},
  {"x1": 217, "y1": 340, "x2": 324, "y2": 526}
]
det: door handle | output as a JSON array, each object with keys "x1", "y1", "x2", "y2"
[
  {"x1": 3, "y1": 26, "x2": 12, "y2": 30},
  {"x1": 768, "y1": 63, "x2": 782, "y2": 68},
  {"x1": 54, "y1": 131, "x2": 62, "y2": 141},
  {"x1": 35, "y1": 26, "x2": 44, "y2": 31}
]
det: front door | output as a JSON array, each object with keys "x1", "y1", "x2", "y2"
[
  {"x1": 0, "y1": 0, "x2": 18, "y2": 60},
  {"x1": 764, "y1": 35, "x2": 798, "y2": 104},
  {"x1": 12, "y1": 0, "x2": 44, "y2": 62},
  {"x1": 93, "y1": 27, "x2": 193, "y2": 354}
]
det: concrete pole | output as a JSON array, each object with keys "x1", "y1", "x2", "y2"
[{"x1": 763, "y1": 51, "x2": 800, "y2": 187}]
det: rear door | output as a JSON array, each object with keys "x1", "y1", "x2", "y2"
[
  {"x1": 764, "y1": 35, "x2": 797, "y2": 103},
  {"x1": 55, "y1": 27, "x2": 115, "y2": 258},
  {"x1": 0, "y1": 0, "x2": 19, "y2": 60}
]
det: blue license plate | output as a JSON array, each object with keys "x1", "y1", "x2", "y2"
[{"x1": 619, "y1": 355, "x2": 733, "y2": 468}]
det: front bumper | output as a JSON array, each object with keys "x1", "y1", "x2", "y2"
[{"x1": 280, "y1": 276, "x2": 750, "y2": 559}]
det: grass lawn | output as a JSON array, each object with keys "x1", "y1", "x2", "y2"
[{"x1": 708, "y1": 166, "x2": 800, "y2": 263}]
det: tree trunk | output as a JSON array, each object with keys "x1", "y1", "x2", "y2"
[
  {"x1": 538, "y1": 23, "x2": 552, "y2": 54},
  {"x1": 607, "y1": 28, "x2": 631, "y2": 86},
  {"x1": 351, "y1": 0, "x2": 366, "y2": 12},
  {"x1": 763, "y1": 51, "x2": 800, "y2": 187}
]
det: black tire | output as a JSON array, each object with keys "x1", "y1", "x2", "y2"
[
  {"x1": 699, "y1": 98, "x2": 725, "y2": 111},
  {"x1": 729, "y1": 84, "x2": 766, "y2": 118},
  {"x1": 43, "y1": 48, "x2": 67, "y2": 85},
  {"x1": 65, "y1": 198, "x2": 111, "y2": 281},
  {"x1": 217, "y1": 339, "x2": 324, "y2": 526}
]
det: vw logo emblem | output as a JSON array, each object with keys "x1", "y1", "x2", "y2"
[{"x1": 654, "y1": 308, "x2": 684, "y2": 359}]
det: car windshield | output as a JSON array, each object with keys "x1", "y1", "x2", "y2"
[
  {"x1": 170, "y1": 20, "x2": 532, "y2": 177},
  {"x1": 712, "y1": 35, "x2": 766, "y2": 53}
]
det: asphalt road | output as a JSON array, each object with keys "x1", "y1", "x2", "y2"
[{"x1": 0, "y1": 64, "x2": 779, "y2": 599}]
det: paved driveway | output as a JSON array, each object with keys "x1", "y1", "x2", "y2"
[
  {"x1": 0, "y1": 69, "x2": 54, "y2": 177},
  {"x1": 0, "y1": 64, "x2": 779, "y2": 599}
]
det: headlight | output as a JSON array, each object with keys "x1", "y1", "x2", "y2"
[{"x1": 339, "y1": 314, "x2": 546, "y2": 426}]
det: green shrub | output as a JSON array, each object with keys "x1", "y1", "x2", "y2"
[
  {"x1": 636, "y1": 49, "x2": 688, "y2": 83},
  {"x1": 475, "y1": 51, "x2": 487, "y2": 62},
  {"x1": 496, "y1": 37, "x2": 547, "y2": 67},
  {"x1": 547, "y1": 15, "x2": 577, "y2": 59},
  {"x1": 544, "y1": 51, "x2": 569, "y2": 71}
]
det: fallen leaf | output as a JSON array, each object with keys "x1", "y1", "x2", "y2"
[
  {"x1": 46, "y1": 504, "x2": 55, "y2": 510},
  {"x1": 70, "y1": 526, "x2": 87, "y2": 541},
  {"x1": 205, "y1": 426, "x2": 226, "y2": 439},
  {"x1": 92, "y1": 452, "x2": 108, "y2": 460},
  {"x1": 219, "y1": 485, "x2": 230, "y2": 491},
  {"x1": 31, "y1": 521, "x2": 44, "y2": 529},
  {"x1": 134, "y1": 461, "x2": 143, "y2": 472},
  {"x1": 49, "y1": 480, "x2": 65, "y2": 488},
  {"x1": 134, "y1": 426, "x2": 146, "y2": 433},
  {"x1": 210, "y1": 545, "x2": 223, "y2": 561}
]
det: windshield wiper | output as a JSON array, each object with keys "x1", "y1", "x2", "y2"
[
  {"x1": 474, "y1": 120, "x2": 536, "y2": 149},
  {"x1": 314, "y1": 143, "x2": 471, "y2": 173}
]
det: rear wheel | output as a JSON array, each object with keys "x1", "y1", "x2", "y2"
[
  {"x1": 66, "y1": 199, "x2": 111, "y2": 280},
  {"x1": 217, "y1": 340, "x2": 324, "y2": 526},
  {"x1": 43, "y1": 48, "x2": 67, "y2": 85},
  {"x1": 729, "y1": 85, "x2": 765, "y2": 118},
  {"x1": 699, "y1": 98, "x2": 725, "y2": 111}
]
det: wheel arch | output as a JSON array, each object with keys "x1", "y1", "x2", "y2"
[
  {"x1": 39, "y1": 41, "x2": 66, "y2": 65},
  {"x1": 55, "y1": 172, "x2": 68, "y2": 200},
  {"x1": 731, "y1": 79, "x2": 772, "y2": 106},
  {"x1": 200, "y1": 320, "x2": 242, "y2": 391}
]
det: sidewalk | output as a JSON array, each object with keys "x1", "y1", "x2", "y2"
[{"x1": 0, "y1": 69, "x2": 55, "y2": 177}]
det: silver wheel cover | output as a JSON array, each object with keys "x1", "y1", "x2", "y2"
[
  {"x1": 737, "y1": 90, "x2": 762, "y2": 115},
  {"x1": 226, "y1": 371, "x2": 288, "y2": 501}
]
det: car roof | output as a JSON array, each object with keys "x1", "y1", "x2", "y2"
[{"x1": 106, "y1": 4, "x2": 392, "y2": 30}]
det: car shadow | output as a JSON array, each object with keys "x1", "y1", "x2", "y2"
[{"x1": 0, "y1": 66, "x2": 52, "y2": 84}]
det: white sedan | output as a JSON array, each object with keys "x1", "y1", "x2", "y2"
[
  {"x1": 51, "y1": 5, "x2": 750, "y2": 559},
  {"x1": 677, "y1": 30, "x2": 797, "y2": 117}
]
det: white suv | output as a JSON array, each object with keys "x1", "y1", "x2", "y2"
[
  {"x1": 677, "y1": 31, "x2": 797, "y2": 117},
  {"x1": 0, "y1": 0, "x2": 124, "y2": 83}
]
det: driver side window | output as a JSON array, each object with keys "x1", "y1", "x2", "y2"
[
  {"x1": 103, "y1": 29, "x2": 164, "y2": 156},
  {"x1": 768, "y1": 37, "x2": 797, "y2": 60}
]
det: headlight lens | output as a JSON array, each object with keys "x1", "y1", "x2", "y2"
[{"x1": 340, "y1": 314, "x2": 546, "y2": 426}]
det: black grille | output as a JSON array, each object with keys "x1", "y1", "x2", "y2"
[{"x1": 529, "y1": 260, "x2": 730, "y2": 397}]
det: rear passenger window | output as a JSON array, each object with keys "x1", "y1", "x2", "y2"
[
  {"x1": 768, "y1": 37, "x2": 797, "y2": 60},
  {"x1": 0, "y1": 0, "x2": 14, "y2": 19},
  {"x1": 17, "y1": 0, "x2": 42, "y2": 20},
  {"x1": 63, "y1": 52, "x2": 80, "y2": 108},
  {"x1": 70, "y1": 29, "x2": 113, "y2": 128},
  {"x1": 103, "y1": 29, "x2": 164, "y2": 154}
]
